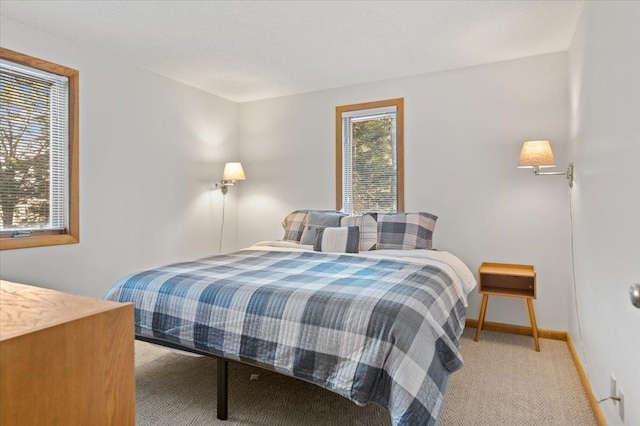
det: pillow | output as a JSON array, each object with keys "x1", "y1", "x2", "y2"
[
  {"x1": 377, "y1": 212, "x2": 438, "y2": 250},
  {"x1": 313, "y1": 226, "x2": 360, "y2": 253},
  {"x1": 300, "y1": 211, "x2": 345, "y2": 245},
  {"x1": 340, "y1": 213, "x2": 378, "y2": 251},
  {"x1": 282, "y1": 210, "x2": 310, "y2": 242}
]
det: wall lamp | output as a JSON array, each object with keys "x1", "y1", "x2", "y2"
[
  {"x1": 215, "y1": 162, "x2": 246, "y2": 194},
  {"x1": 518, "y1": 140, "x2": 574, "y2": 188}
]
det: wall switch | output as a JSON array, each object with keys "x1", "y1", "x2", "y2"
[
  {"x1": 611, "y1": 375, "x2": 618, "y2": 405},
  {"x1": 618, "y1": 388, "x2": 624, "y2": 422}
]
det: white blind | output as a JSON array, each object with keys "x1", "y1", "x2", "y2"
[
  {"x1": 0, "y1": 59, "x2": 69, "y2": 233},
  {"x1": 342, "y1": 106, "x2": 397, "y2": 216}
]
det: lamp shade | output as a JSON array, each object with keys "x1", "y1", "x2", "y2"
[
  {"x1": 518, "y1": 140, "x2": 555, "y2": 168},
  {"x1": 223, "y1": 162, "x2": 246, "y2": 181}
]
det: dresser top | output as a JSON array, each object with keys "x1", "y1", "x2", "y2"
[{"x1": 0, "y1": 280, "x2": 128, "y2": 341}]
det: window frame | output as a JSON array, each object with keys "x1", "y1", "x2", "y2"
[
  {"x1": 335, "y1": 98, "x2": 404, "y2": 214},
  {"x1": 0, "y1": 48, "x2": 79, "y2": 250}
]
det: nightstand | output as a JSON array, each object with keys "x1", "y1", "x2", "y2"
[{"x1": 474, "y1": 262, "x2": 540, "y2": 351}]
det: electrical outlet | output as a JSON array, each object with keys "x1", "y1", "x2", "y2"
[
  {"x1": 618, "y1": 388, "x2": 624, "y2": 422},
  {"x1": 611, "y1": 374, "x2": 618, "y2": 405}
]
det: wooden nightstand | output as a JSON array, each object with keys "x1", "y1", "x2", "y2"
[{"x1": 474, "y1": 262, "x2": 540, "y2": 351}]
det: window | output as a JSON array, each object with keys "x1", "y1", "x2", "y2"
[
  {"x1": 0, "y1": 48, "x2": 79, "y2": 250},
  {"x1": 336, "y1": 98, "x2": 404, "y2": 215}
]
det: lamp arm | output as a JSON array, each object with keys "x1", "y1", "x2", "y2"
[
  {"x1": 214, "y1": 180, "x2": 237, "y2": 195},
  {"x1": 531, "y1": 164, "x2": 574, "y2": 188},
  {"x1": 534, "y1": 171, "x2": 566, "y2": 176}
]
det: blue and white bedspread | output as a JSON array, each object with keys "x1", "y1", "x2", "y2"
[{"x1": 105, "y1": 242, "x2": 476, "y2": 426}]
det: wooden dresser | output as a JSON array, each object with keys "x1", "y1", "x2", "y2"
[{"x1": 0, "y1": 280, "x2": 135, "y2": 425}]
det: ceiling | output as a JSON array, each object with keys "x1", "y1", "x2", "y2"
[{"x1": 0, "y1": 1, "x2": 584, "y2": 103}]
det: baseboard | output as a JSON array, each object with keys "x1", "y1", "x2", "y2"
[
  {"x1": 566, "y1": 334, "x2": 607, "y2": 426},
  {"x1": 465, "y1": 318, "x2": 566, "y2": 340},
  {"x1": 465, "y1": 318, "x2": 606, "y2": 425}
]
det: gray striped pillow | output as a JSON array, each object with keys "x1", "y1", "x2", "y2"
[
  {"x1": 313, "y1": 226, "x2": 360, "y2": 253},
  {"x1": 340, "y1": 213, "x2": 378, "y2": 251}
]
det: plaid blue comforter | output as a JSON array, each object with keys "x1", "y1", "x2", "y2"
[{"x1": 105, "y1": 249, "x2": 467, "y2": 425}]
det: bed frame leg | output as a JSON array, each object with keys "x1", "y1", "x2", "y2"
[{"x1": 217, "y1": 358, "x2": 228, "y2": 420}]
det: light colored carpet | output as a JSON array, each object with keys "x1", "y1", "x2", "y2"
[{"x1": 135, "y1": 329, "x2": 597, "y2": 425}]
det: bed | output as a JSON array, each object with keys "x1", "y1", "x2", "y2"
[{"x1": 104, "y1": 240, "x2": 476, "y2": 426}]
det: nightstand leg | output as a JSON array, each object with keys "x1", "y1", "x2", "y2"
[
  {"x1": 475, "y1": 294, "x2": 489, "y2": 342},
  {"x1": 526, "y1": 298, "x2": 540, "y2": 352}
]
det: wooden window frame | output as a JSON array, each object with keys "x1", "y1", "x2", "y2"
[
  {"x1": 335, "y1": 98, "x2": 404, "y2": 213},
  {"x1": 0, "y1": 48, "x2": 79, "y2": 250}
]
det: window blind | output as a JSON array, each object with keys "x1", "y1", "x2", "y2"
[
  {"x1": 342, "y1": 106, "x2": 397, "y2": 215},
  {"x1": 0, "y1": 59, "x2": 69, "y2": 232}
]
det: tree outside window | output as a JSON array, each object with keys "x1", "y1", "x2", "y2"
[{"x1": 0, "y1": 71, "x2": 52, "y2": 229}]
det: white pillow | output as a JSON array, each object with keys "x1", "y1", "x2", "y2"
[{"x1": 313, "y1": 226, "x2": 360, "y2": 253}]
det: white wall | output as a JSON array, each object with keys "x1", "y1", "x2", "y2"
[
  {"x1": 238, "y1": 53, "x2": 572, "y2": 330},
  {"x1": 0, "y1": 17, "x2": 240, "y2": 298},
  {"x1": 567, "y1": 2, "x2": 640, "y2": 425}
]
